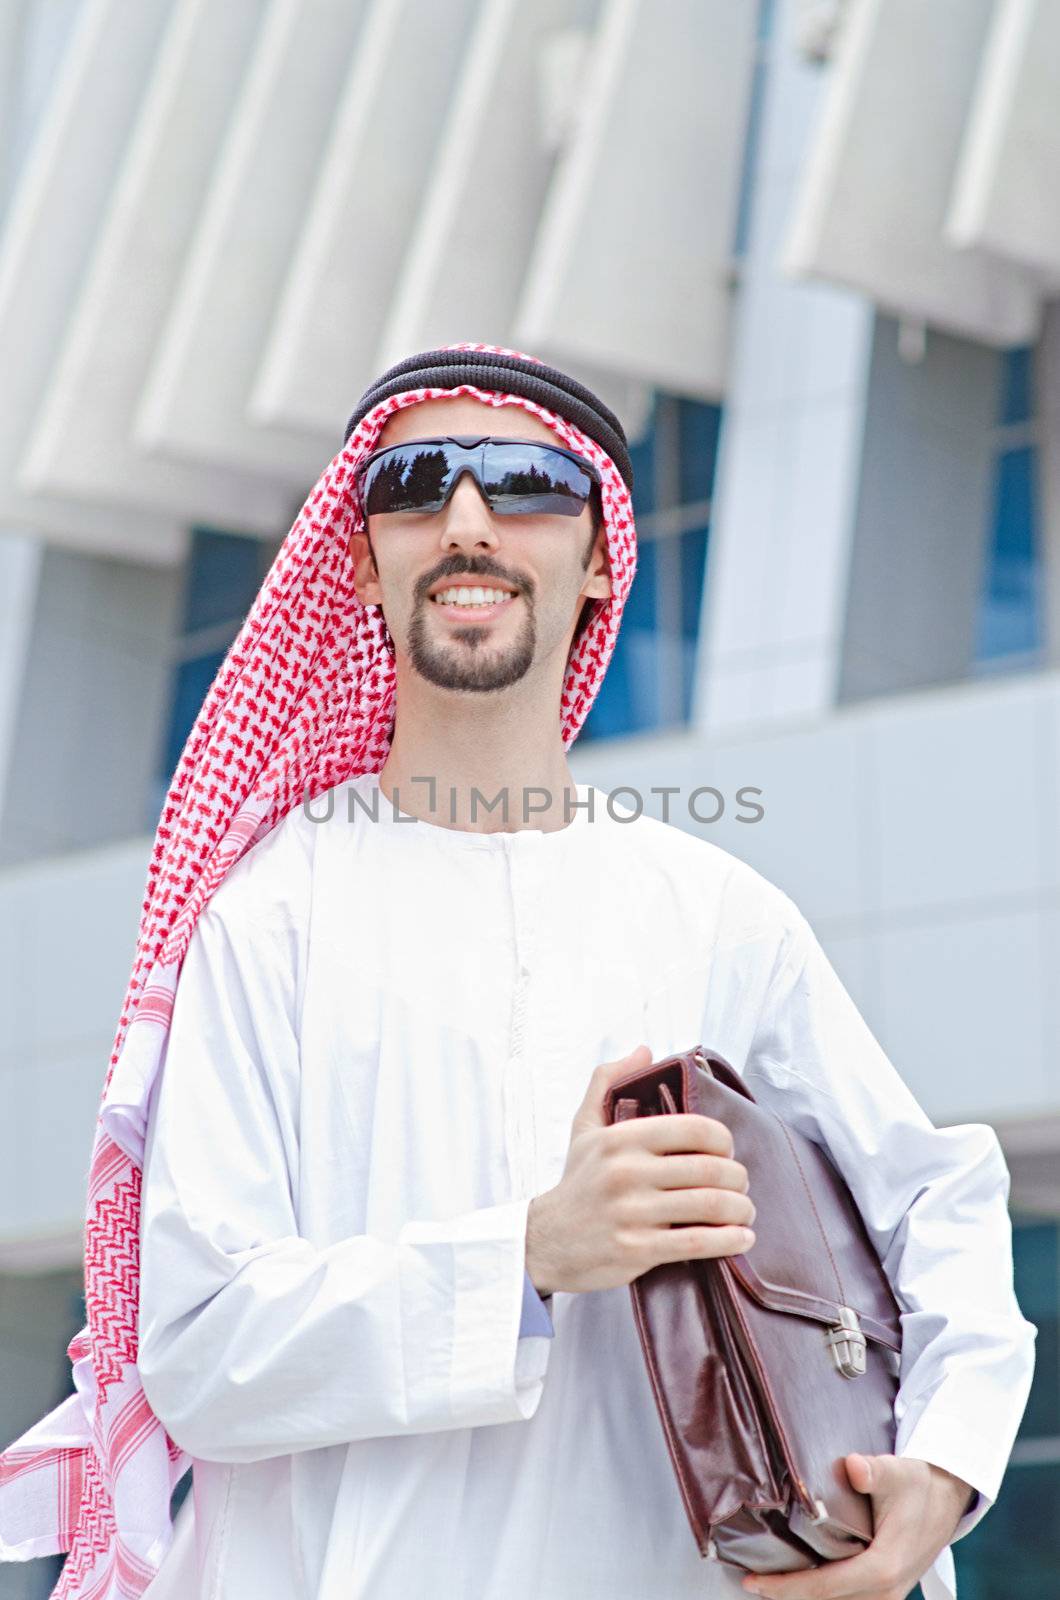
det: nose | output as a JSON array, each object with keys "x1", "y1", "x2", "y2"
[{"x1": 436, "y1": 470, "x2": 499, "y2": 555}]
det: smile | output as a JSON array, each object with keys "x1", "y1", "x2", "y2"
[{"x1": 430, "y1": 587, "x2": 519, "y2": 616}]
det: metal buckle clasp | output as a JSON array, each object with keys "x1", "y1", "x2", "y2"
[{"x1": 825, "y1": 1305, "x2": 867, "y2": 1378}]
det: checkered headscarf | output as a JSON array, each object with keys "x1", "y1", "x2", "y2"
[{"x1": 0, "y1": 342, "x2": 638, "y2": 1597}]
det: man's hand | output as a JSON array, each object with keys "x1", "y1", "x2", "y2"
[
  {"x1": 739, "y1": 1454, "x2": 976, "y2": 1599},
  {"x1": 525, "y1": 1044, "x2": 756, "y2": 1295}
]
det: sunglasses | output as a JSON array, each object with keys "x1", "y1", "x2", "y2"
[{"x1": 353, "y1": 435, "x2": 602, "y2": 519}]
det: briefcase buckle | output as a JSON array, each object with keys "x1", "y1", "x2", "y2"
[{"x1": 825, "y1": 1305, "x2": 867, "y2": 1378}]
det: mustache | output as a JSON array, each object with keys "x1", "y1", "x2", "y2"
[{"x1": 418, "y1": 558, "x2": 532, "y2": 598}]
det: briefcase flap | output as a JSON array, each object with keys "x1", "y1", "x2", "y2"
[{"x1": 604, "y1": 1047, "x2": 901, "y2": 1357}]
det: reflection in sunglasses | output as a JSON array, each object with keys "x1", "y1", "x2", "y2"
[{"x1": 358, "y1": 440, "x2": 598, "y2": 519}]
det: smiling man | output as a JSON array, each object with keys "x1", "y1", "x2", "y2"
[{"x1": 0, "y1": 345, "x2": 1034, "y2": 1600}]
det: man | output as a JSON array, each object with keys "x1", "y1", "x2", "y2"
[{"x1": 0, "y1": 346, "x2": 1035, "y2": 1600}]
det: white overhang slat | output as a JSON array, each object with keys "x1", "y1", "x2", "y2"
[
  {"x1": 515, "y1": 0, "x2": 758, "y2": 401},
  {"x1": 0, "y1": 0, "x2": 182, "y2": 560},
  {"x1": 374, "y1": 0, "x2": 602, "y2": 370},
  {"x1": 781, "y1": 0, "x2": 1041, "y2": 347},
  {"x1": 251, "y1": 0, "x2": 481, "y2": 439},
  {"x1": 19, "y1": 0, "x2": 294, "y2": 534},
  {"x1": 946, "y1": 0, "x2": 1060, "y2": 285},
  {"x1": 135, "y1": 0, "x2": 369, "y2": 484}
]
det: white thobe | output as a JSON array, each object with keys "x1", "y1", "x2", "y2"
[{"x1": 137, "y1": 775, "x2": 1036, "y2": 1600}]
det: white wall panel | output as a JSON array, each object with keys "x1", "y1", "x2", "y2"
[
  {"x1": 19, "y1": 0, "x2": 292, "y2": 534},
  {"x1": 0, "y1": 835, "x2": 150, "y2": 1252},
  {"x1": 0, "y1": 545, "x2": 184, "y2": 867},
  {"x1": 782, "y1": 0, "x2": 1042, "y2": 346},
  {"x1": 515, "y1": 0, "x2": 757, "y2": 399},
  {"x1": 0, "y1": 536, "x2": 41, "y2": 838},
  {"x1": 137, "y1": 0, "x2": 368, "y2": 483},
  {"x1": 947, "y1": 0, "x2": 1060, "y2": 285},
  {"x1": 0, "y1": 0, "x2": 183, "y2": 561},
  {"x1": 252, "y1": 0, "x2": 481, "y2": 439}
]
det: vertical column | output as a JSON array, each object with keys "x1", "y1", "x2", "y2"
[
  {"x1": 693, "y1": 0, "x2": 875, "y2": 737},
  {"x1": 0, "y1": 534, "x2": 42, "y2": 842},
  {"x1": 838, "y1": 315, "x2": 999, "y2": 701}
]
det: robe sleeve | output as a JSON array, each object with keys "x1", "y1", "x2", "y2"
[
  {"x1": 743, "y1": 906, "x2": 1036, "y2": 1600},
  {"x1": 137, "y1": 887, "x2": 552, "y2": 1466}
]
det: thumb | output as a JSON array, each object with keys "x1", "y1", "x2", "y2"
[
  {"x1": 845, "y1": 1453, "x2": 881, "y2": 1495},
  {"x1": 574, "y1": 1044, "x2": 654, "y2": 1129}
]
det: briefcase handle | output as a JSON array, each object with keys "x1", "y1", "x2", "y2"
[{"x1": 687, "y1": 1047, "x2": 756, "y2": 1103}]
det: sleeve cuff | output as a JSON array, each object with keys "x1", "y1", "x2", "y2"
[
  {"x1": 894, "y1": 1408, "x2": 1000, "y2": 1540},
  {"x1": 421, "y1": 1195, "x2": 553, "y2": 1426}
]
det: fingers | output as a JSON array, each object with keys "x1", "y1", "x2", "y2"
[
  {"x1": 650, "y1": 1151, "x2": 750, "y2": 1194},
  {"x1": 741, "y1": 1496, "x2": 920, "y2": 1598},
  {"x1": 655, "y1": 1223, "x2": 756, "y2": 1263},
  {"x1": 650, "y1": 1186, "x2": 756, "y2": 1230},
  {"x1": 612, "y1": 1111, "x2": 736, "y2": 1159},
  {"x1": 740, "y1": 1542, "x2": 905, "y2": 1598}
]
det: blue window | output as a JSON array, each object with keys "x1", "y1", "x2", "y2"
[
  {"x1": 581, "y1": 392, "x2": 721, "y2": 742},
  {"x1": 153, "y1": 527, "x2": 281, "y2": 824},
  {"x1": 974, "y1": 346, "x2": 1043, "y2": 670}
]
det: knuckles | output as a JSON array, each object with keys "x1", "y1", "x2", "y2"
[{"x1": 700, "y1": 1116, "x2": 735, "y2": 1157}]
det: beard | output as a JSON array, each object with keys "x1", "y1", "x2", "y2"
[{"x1": 405, "y1": 595, "x2": 538, "y2": 691}]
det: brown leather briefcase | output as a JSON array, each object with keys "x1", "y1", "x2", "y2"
[{"x1": 602, "y1": 1045, "x2": 903, "y2": 1575}]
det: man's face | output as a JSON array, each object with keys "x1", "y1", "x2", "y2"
[{"x1": 347, "y1": 397, "x2": 611, "y2": 694}]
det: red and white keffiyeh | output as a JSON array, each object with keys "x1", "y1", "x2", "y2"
[{"x1": 0, "y1": 343, "x2": 637, "y2": 1598}]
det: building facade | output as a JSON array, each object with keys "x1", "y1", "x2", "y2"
[{"x1": 1, "y1": 1, "x2": 1057, "y2": 1594}]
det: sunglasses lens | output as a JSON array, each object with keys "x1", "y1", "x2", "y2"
[
  {"x1": 360, "y1": 444, "x2": 455, "y2": 515},
  {"x1": 358, "y1": 440, "x2": 596, "y2": 517},
  {"x1": 482, "y1": 443, "x2": 593, "y2": 516}
]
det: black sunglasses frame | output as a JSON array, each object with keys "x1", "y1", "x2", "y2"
[{"x1": 352, "y1": 434, "x2": 603, "y2": 520}]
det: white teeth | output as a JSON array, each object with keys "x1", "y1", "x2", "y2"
[{"x1": 432, "y1": 586, "x2": 514, "y2": 607}]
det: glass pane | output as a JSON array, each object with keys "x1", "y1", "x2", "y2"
[
  {"x1": 680, "y1": 523, "x2": 710, "y2": 639},
  {"x1": 680, "y1": 523, "x2": 710, "y2": 720},
  {"x1": 1012, "y1": 1219, "x2": 1060, "y2": 1438},
  {"x1": 182, "y1": 526, "x2": 268, "y2": 632},
  {"x1": 677, "y1": 399, "x2": 722, "y2": 505},
  {"x1": 160, "y1": 646, "x2": 231, "y2": 785},
  {"x1": 952, "y1": 1460, "x2": 1060, "y2": 1598},
  {"x1": 999, "y1": 345, "x2": 1034, "y2": 427},
  {"x1": 628, "y1": 395, "x2": 658, "y2": 520},
  {"x1": 582, "y1": 542, "x2": 658, "y2": 739},
  {"x1": 975, "y1": 446, "x2": 1041, "y2": 661},
  {"x1": 580, "y1": 391, "x2": 720, "y2": 741}
]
